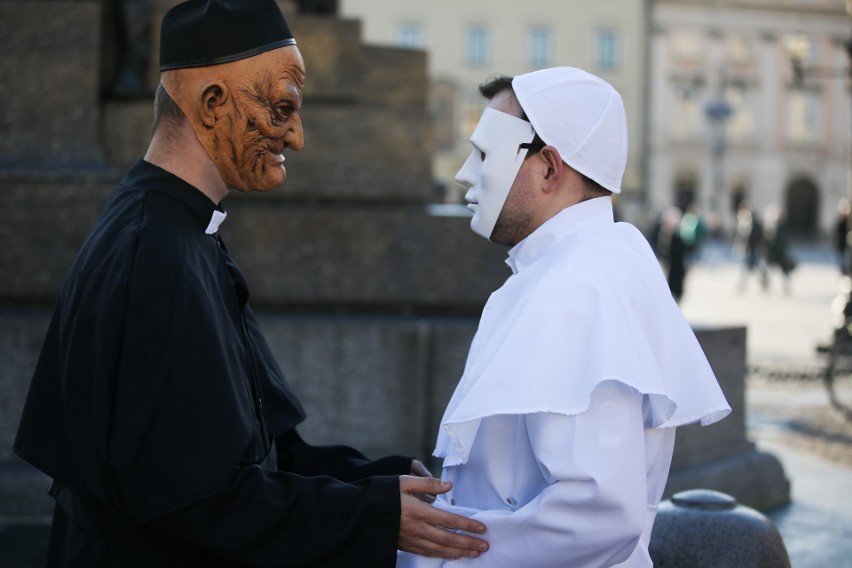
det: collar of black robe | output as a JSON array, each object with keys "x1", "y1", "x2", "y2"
[{"x1": 127, "y1": 159, "x2": 227, "y2": 234}]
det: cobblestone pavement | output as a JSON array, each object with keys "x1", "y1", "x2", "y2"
[{"x1": 680, "y1": 246, "x2": 852, "y2": 568}]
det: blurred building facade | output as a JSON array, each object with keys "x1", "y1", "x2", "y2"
[
  {"x1": 649, "y1": 0, "x2": 850, "y2": 238},
  {"x1": 338, "y1": 0, "x2": 649, "y2": 221},
  {"x1": 341, "y1": 1, "x2": 850, "y2": 238}
]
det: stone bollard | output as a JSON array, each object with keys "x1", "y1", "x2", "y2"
[{"x1": 649, "y1": 489, "x2": 791, "y2": 567}]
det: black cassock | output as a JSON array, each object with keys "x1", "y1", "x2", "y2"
[{"x1": 15, "y1": 159, "x2": 410, "y2": 567}]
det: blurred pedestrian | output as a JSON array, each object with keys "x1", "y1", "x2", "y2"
[
  {"x1": 658, "y1": 206, "x2": 688, "y2": 302},
  {"x1": 679, "y1": 202, "x2": 707, "y2": 263},
  {"x1": 835, "y1": 197, "x2": 850, "y2": 275},
  {"x1": 763, "y1": 203, "x2": 795, "y2": 295},
  {"x1": 699, "y1": 209, "x2": 726, "y2": 267},
  {"x1": 734, "y1": 201, "x2": 768, "y2": 292}
]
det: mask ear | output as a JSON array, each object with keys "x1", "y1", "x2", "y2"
[{"x1": 198, "y1": 82, "x2": 230, "y2": 127}]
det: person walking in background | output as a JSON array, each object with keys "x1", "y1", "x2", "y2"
[
  {"x1": 398, "y1": 67, "x2": 730, "y2": 567},
  {"x1": 763, "y1": 203, "x2": 796, "y2": 295},
  {"x1": 657, "y1": 206, "x2": 688, "y2": 302},
  {"x1": 13, "y1": 1, "x2": 488, "y2": 565},
  {"x1": 835, "y1": 197, "x2": 850, "y2": 275},
  {"x1": 679, "y1": 202, "x2": 707, "y2": 263},
  {"x1": 734, "y1": 201, "x2": 769, "y2": 292}
]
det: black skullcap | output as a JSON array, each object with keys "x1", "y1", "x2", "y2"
[{"x1": 159, "y1": 0, "x2": 296, "y2": 71}]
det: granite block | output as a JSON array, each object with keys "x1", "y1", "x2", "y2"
[
  {"x1": 0, "y1": 1, "x2": 105, "y2": 166},
  {"x1": 218, "y1": 204, "x2": 508, "y2": 307}
]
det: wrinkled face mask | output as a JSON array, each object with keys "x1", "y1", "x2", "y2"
[
  {"x1": 211, "y1": 51, "x2": 304, "y2": 192},
  {"x1": 162, "y1": 45, "x2": 305, "y2": 193},
  {"x1": 455, "y1": 107, "x2": 535, "y2": 240}
]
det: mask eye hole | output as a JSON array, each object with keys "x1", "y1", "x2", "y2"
[{"x1": 480, "y1": 150, "x2": 486, "y2": 161}]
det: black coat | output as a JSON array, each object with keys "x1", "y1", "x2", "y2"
[{"x1": 15, "y1": 160, "x2": 409, "y2": 567}]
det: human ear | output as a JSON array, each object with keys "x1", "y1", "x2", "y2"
[
  {"x1": 539, "y1": 146, "x2": 564, "y2": 190},
  {"x1": 198, "y1": 82, "x2": 230, "y2": 127}
]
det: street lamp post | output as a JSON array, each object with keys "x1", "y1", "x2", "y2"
[{"x1": 704, "y1": 90, "x2": 732, "y2": 223}]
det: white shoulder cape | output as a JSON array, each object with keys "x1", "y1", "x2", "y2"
[{"x1": 436, "y1": 198, "x2": 731, "y2": 467}]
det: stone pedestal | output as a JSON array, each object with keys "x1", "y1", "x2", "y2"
[{"x1": 667, "y1": 326, "x2": 791, "y2": 510}]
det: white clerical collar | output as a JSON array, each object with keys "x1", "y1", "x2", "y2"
[
  {"x1": 505, "y1": 196, "x2": 614, "y2": 274},
  {"x1": 205, "y1": 210, "x2": 228, "y2": 235}
]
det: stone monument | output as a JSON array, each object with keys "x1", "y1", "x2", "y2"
[{"x1": 0, "y1": 3, "x2": 788, "y2": 562}]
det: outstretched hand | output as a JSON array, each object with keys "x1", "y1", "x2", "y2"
[
  {"x1": 409, "y1": 460, "x2": 436, "y2": 503},
  {"x1": 398, "y1": 476, "x2": 488, "y2": 560}
]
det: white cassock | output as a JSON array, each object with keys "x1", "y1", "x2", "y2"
[{"x1": 398, "y1": 196, "x2": 730, "y2": 567}]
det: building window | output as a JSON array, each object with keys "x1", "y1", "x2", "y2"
[
  {"x1": 786, "y1": 89, "x2": 820, "y2": 144},
  {"x1": 670, "y1": 30, "x2": 701, "y2": 64},
  {"x1": 397, "y1": 22, "x2": 424, "y2": 49},
  {"x1": 596, "y1": 28, "x2": 619, "y2": 71},
  {"x1": 670, "y1": 80, "x2": 703, "y2": 140},
  {"x1": 465, "y1": 24, "x2": 489, "y2": 67},
  {"x1": 725, "y1": 34, "x2": 753, "y2": 67},
  {"x1": 527, "y1": 26, "x2": 553, "y2": 68}
]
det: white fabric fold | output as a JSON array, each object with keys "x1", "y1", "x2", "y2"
[{"x1": 435, "y1": 197, "x2": 730, "y2": 467}]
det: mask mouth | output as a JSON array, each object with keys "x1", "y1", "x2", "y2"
[
  {"x1": 262, "y1": 143, "x2": 286, "y2": 166},
  {"x1": 261, "y1": 151, "x2": 285, "y2": 168},
  {"x1": 464, "y1": 192, "x2": 478, "y2": 212}
]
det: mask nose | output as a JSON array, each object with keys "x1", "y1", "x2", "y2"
[
  {"x1": 455, "y1": 151, "x2": 477, "y2": 190},
  {"x1": 285, "y1": 114, "x2": 304, "y2": 152}
]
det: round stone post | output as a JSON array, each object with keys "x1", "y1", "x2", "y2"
[{"x1": 649, "y1": 489, "x2": 791, "y2": 567}]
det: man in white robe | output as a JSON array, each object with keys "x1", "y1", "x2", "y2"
[{"x1": 398, "y1": 68, "x2": 731, "y2": 567}]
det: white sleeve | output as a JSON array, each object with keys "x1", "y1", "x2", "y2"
[{"x1": 408, "y1": 381, "x2": 649, "y2": 568}]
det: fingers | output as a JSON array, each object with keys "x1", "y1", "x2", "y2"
[
  {"x1": 399, "y1": 495, "x2": 489, "y2": 559},
  {"x1": 399, "y1": 475, "x2": 451, "y2": 496},
  {"x1": 421, "y1": 502, "x2": 487, "y2": 536},
  {"x1": 400, "y1": 475, "x2": 440, "y2": 503}
]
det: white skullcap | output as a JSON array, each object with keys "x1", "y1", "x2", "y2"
[{"x1": 512, "y1": 67, "x2": 628, "y2": 193}]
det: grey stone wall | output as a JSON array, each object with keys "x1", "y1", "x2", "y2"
[
  {"x1": 0, "y1": 1, "x2": 105, "y2": 169},
  {"x1": 0, "y1": 310, "x2": 787, "y2": 514}
]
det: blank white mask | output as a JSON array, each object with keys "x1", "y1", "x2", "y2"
[{"x1": 455, "y1": 108, "x2": 535, "y2": 240}]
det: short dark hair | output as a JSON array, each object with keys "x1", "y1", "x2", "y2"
[
  {"x1": 478, "y1": 75, "x2": 513, "y2": 100},
  {"x1": 478, "y1": 75, "x2": 543, "y2": 158},
  {"x1": 478, "y1": 75, "x2": 531, "y2": 121},
  {"x1": 152, "y1": 83, "x2": 186, "y2": 131}
]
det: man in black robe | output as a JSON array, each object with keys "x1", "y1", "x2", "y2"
[{"x1": 14, "y1": 1, "x2": 488, "y2": 565}]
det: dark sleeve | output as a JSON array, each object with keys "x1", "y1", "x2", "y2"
[
  {"x1": 276, "y1": 429, "x2": 413, "y2": 482},
  {"x1": 147, "y1": 464, "x2": 402, "y2": 567}
]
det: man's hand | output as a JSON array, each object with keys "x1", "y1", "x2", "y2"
[
  {"x1": 398, "y1": 476, "x2": 488, "y2": 559},
  {"x1": 409, "y1": 460, "x2": 436, "y2": 503}
]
